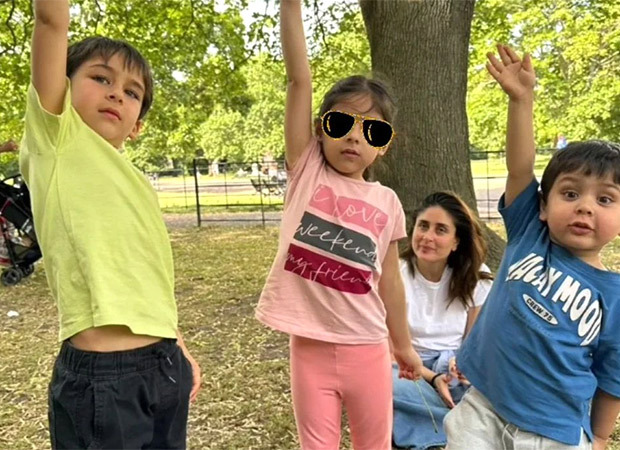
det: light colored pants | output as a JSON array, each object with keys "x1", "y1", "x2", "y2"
[
  {"x1": 444, "y1": 387, "x2": 592, "y2": 450},
  {"x1": 290, "y1": 335, "x2": 392, "y2": 450}
]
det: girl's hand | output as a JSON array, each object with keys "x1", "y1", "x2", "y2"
[
  {"x1": 434, "y1": 374, "x2": 456, "y2": 409},
  {"x1": 393, "y1": 346, "x2": 423, "y2": 381},
  {"x1": 486, "y1": 44, "x2": 536, "y2": 101}
]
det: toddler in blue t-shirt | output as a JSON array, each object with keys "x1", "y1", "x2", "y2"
[{"x1": 445, "y1": 45, "x2": 620, "y2": 450}]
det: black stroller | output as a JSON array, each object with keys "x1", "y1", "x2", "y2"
[{"x1": 0, "y1": 174, "x2": 41, "y2": 286}]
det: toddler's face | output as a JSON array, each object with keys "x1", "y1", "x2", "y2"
[{"x1": 540, "y1": 171, "x2": 620, "y2": 269}]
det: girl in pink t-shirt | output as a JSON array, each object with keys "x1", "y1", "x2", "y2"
[{"x1": 255, "y1": 1, "x2": 423, "y2": 449}]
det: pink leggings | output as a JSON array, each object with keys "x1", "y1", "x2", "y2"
[{"x1": 290, "y1": 335, "x2": 392, "y2": 450}]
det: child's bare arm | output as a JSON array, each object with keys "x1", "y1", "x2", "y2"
[
  {"x1": 32, "y1": 0, "x2": 70, "y2": 114},
  {"x1": 378, "y1": 242, "x2": 423, "y2": 380},
  {"x1": 176, "y1": 330, "x2": 201, "y2": 403},
  {"x1": 0, "y1": 140, "x2": 18, "y2": 153},
  {"x1": 486, "y1": 44, "x2": 536, "y2": 207},
  {"x1": 281, "y1": 0, "x2": 313, "y2": 170},
  {"x1": 591, "y1": 389, "x2": 620, "y2": 450}
]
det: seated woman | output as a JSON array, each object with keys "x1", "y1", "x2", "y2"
[{"x1": 392, "y1": 191, "x2": 493, "y2": 450}]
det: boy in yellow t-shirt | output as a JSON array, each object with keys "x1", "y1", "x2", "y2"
[{"x1": 20, "y1": 1, "x2": 200, "y2": 448}]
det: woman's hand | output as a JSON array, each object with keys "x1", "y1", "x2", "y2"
[{"x1": 433, "y1": 374, "x2": 456, "y2": 409}]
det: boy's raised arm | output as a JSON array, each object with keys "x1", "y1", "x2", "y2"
[
  {"x1": 281, "y1": 0, "x2": 313, "y2": 170},
  {"x1": 486, "y1": 44, "x2": 537, "y2": 207},
  {"x1": 32, "y1": 0, "x2": 70, "y2": 115}
]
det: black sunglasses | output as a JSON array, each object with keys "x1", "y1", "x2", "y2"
[{"x1": 321, "y1": 110, "x2": 395, "y2": 149}]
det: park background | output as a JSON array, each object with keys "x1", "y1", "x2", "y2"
[{"x1": 1, "y1": 0, "x2": 619, "y2": 448}]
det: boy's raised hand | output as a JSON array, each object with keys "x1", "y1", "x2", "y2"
[
  {"x1": 486, "y1": 44, "x2": 536, "y2": 101},
  {"x1": 32, "y1": 0, "x2": 70, "y2": 115}
]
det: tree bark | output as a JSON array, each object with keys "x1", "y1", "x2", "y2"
[{"x1": 359, "y1": 0, "x2": 504, "y2": 269}]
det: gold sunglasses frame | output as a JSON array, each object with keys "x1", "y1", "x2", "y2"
[{"x1": 320, "y1": 109, "x2": 396, "y2": 149}]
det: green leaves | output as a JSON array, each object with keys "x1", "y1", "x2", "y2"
[
  {"x1": 468, "y1": 0, "x2": 620, "y2": 150},
  {"x1": 1, "y1": 0, "x2": 618, "y2": 172}
]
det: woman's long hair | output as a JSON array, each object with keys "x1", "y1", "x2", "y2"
[{"x1": 401, "y1": 191, "x2": 493, "y2": 308}]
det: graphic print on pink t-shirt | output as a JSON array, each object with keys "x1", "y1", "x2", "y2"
[
  {"x1": 284, "y1": 184, "x2": 388, "y2": 294},
  {"x1": 310, "y1": 185, "x2": 388, "y2": 237}
]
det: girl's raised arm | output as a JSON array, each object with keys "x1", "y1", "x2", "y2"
[{"x1": 281, "y1": 0, "x2": 313, "y2": 170}]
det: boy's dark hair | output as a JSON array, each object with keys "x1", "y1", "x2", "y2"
[
  {"x1": 67, "y1": 37, "x2": 153, "y2": 120},
  {"x1": 317, "y1": 75, "x2": 397, "y2": 124},
  {"x1": 400, "y1": 191, "x2": 493, "y2": 309},
  {"x1": 540, "y1": 140, "x2": 620, "y2": 202}
]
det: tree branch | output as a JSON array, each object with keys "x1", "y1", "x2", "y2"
[
  {"x1": 1, "y1": 0, "x2": 18, "y2": 56},
  {"x1": 93, "y1": 0, "x2": 103, "y2": 34}
]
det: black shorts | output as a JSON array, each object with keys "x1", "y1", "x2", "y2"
[{"x1": 48, "y1": 338, "x2": 193, "y2": 449}]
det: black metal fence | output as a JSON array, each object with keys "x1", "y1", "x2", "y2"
[
  {"x1": 147, "y1": 150, "x2": 556, "y2": 226},
  {"x1": 148, "y1": 158, "x2": 287, "y2": 226}
]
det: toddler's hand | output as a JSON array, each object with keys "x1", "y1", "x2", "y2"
[
  {"x1": 486, "y1": 44, "x2": 536, "y2": 101},
  {"x1": 449, "y1": 356, "x2": 470, "y2": 386}
]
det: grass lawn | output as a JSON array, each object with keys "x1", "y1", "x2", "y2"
[
  {"x1": 157, "y1": 191, "x2": 284, "y2": 213},
  {"x1": 470, "y1": 153, "x2": 552, "y2": 178},
  {"x1": 0, "y1": 224, "x2": 618, "y2": 449}
]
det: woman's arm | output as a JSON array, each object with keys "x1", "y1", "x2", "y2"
[{"x1": 463, "y1": 306, "x2": 482, "y2": 338}]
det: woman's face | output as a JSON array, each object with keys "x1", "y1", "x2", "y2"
[{"x1": 411, "y1": 206, "x2": 459, "y2": 266}]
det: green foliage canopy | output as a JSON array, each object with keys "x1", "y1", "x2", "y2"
[{"x1": 0, "y1": 0, "x2": 618, "y2": 173}]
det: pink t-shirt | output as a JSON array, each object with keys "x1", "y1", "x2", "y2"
[{"x1": 255, "y1": 138, "x2": 406, "y2": 344}]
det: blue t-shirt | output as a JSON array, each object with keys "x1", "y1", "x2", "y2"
[{"x1": 458, "y1": 180, "x2": 620, "y2": 445}]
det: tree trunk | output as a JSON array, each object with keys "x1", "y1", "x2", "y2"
[{"x1": 359, "y1": 0, "x2": 505, "y2": 269}]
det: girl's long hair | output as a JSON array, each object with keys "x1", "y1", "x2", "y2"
[{"x1": 401, "y1": 191, "x2": 493, "y2": 308}]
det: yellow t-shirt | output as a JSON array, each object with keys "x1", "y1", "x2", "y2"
[{"x1": 20, "y1": 83, "x2": 177, "y2": 341}]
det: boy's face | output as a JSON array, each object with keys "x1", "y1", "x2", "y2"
[
  {"x1": 540, "y1": 171, "x2": 620, "y2": 268},
  {"x1": 70, "y1": 54, "x2": 145, "y2": 149}
]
